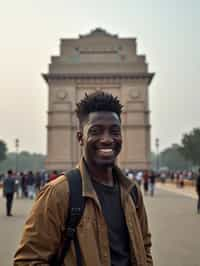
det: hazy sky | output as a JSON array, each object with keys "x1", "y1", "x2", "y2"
[{"x1": 0, "y1": 0, "x2": 199, "y2": 154}]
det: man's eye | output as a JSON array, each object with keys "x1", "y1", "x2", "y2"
[
  {"x1": 111, "y1": 129, "x2": 121, "y2": 135},
  {"x1": 89, "y1": 128, "x2": 101, "y2": 135}
]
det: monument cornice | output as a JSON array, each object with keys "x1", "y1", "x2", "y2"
[
  {"x1": 122, "y1": 124, "x2": 151, "y2": 129},
  {"x1": 123, "y1": 110, "x2": 150, "y2": 114},
  {"x1": 47, "y1": 124, "x2": 151, "y2": 130},
  {"x1": 42, "y1": 72, "x2": 154, "y2": 85},
  {"x1": 120, "y1": 160, "x2": 150, "y2": 164},
  {"x1": 46, "y1": 160, "x2": 77, "y2": 164},
  {"x1": 47, "y1": 125, "x2": 77, "y2": 130}
]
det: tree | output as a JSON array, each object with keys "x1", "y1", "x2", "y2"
[
  {"x1": 0, "y1": 140, "x2": 7, "y2": 162},
  {"x1": 179, "y1": 128, "x2": 200, "y2": 166},
  {"x1": 160, "y1": 144, "x2": 190, "y2": 171},
  {"x1": 0, "y1": 151, "x2": 46, "y2": 172}
]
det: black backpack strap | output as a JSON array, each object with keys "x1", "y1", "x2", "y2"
[
  {"x1": 54, "y1": 168, "x2": 85, "y2": 266},
  {"x1": 130, "y1": 184, "x2": 139, "y2": 210}
]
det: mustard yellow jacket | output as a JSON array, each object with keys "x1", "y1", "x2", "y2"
[{"x1": 14, "y1": 159, "x2": 153, "y2": 266}]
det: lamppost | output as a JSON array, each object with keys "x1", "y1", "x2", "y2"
[
  {"x1": 155, "y1": 138, "x2": 160, "y2": 172},
  {"x1": 15, "y1": 138, "x2": 19, "y2": 172}
]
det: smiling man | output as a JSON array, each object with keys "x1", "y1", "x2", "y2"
[{"x1": 14, "y1": 91, "x2": 153, "y2": 266}]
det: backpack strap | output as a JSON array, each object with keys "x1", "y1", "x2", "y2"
[{"x1": 54, "y1": 168, "x2": 85, "y2": 266}]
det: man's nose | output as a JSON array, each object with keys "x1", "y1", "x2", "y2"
[{"x1": 100, "y1": 132, "x2": 114, "y2": 144}]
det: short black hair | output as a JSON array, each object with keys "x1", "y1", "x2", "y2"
[
  {"x1": 75, "y1": 91, "x2": 123, "y2": 125},
  {"x1": 8, "y1": 169, "x2": 13, "y2": 175}
]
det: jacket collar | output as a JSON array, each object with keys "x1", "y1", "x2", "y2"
[{"x1": 78, "y1": 157, "x2": 134, "y2": 199}]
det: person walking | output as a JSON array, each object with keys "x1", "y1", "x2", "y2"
[
  {"x1": 35, "y1": 172, "x2": 42, "y2": 196},
  {"x1": 196, "y1": 168, "x2": 200, "y2": 214},
  {"x1": 14, "y1": 91, "x2": 153, "y2": 266},
  {"x1": 14, "y1": 172, "x2": 21, "y2": 198},
  {"x1": 179, "y1": 172, "x2": 184, "y2": 188},
  {"x1": 27, "y1": 171, "x2": 35, "y2": 199},
  {"x1": 149, "y1": 170, "x2": 156, "y2": 197},
  {"x1": 20, "y1": 172, "x2": 27, "y2": 198},
  {"x1": 143, "y1": 170, "x2": 149, "y2": 196},
  {"x1": 135, "y1": 171, "x2": 143, "y2": 186},
  {"x1": 3, "y1": 169, "x2": 15, "y2": 216}
]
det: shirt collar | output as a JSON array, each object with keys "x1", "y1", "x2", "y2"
[{"x1": 78, "y1": 157, "x2": 134, "y2": 198}]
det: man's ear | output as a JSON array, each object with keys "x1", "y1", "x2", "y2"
[{"x1": 77, "y1": 131, "x2": 84, "y2": 146}]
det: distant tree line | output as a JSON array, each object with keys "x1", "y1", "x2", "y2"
[
  {"x1": 0, "y1": 140, "x2": 7, "y2": 162},
  {"x1": 0, "y1": 140, "x2": 46, "y2": 173},
  {"x1": 151, "y1": 144, "x2": 190, "y2": 171},
  {"x1": 152, "y1": 127, "x2": 200, "y2": 171}
]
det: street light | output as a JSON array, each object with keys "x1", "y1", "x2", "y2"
[
  {"x1": 15, "y1": 138, "x2": 19, "y2": 172},
  {"x1": 155, "y1": 138, "x2": 160, "y2": 172}
]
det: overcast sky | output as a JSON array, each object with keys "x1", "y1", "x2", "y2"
[{"x1": 0, "y1": 0, "x2": 199, "y2": 154}]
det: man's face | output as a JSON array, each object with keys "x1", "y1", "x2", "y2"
[{"x1": 77, "y1": 112, "x2": 122, "y2": 168}]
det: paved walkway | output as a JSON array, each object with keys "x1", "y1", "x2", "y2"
[
  {"x1": 0, "y1": 185, "x2": 200, "y2": 266},
  {"x1": 144, "y1": 185, "x2": 200, "y2": 266},
  {"x1": 0, "y1": 192, "x2": 33, "y2": 266},
  {"x1": 156, "y1": 181, "x2": 197, "y2": 199}
]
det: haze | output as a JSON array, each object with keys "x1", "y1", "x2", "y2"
[{"x1": 0, "y1": 0, "x2": 199, "y2": 154}]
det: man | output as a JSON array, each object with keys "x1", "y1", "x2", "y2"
[
  {"x1": 14, "y1": 91, "x2": 153, "y2": 265},
  {"x1": 3, "y1": 169, "x2": 15, "y2": 216},
  {"x1": 35, "y1": 171, "x2": 42, "y2": 196},
  {"x1": 27, "y1": 171, "x2": 35, "y2": 199},
  {"x1": 149, "y1": 171, "x2": 156, "y2": 197},
  {"x1": 135, "y1": 171, "x2": 143, "y2": 186},
  {"x1": 196, "y1": 168, "x2": 200, "y2": 214},
  {"x1": 143, "y1": 170, "x2": 149, "y2": 196}
]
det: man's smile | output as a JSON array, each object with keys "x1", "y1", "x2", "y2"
[{"x1": 96, "y1": 148, "x2": 114, "y2": 157}]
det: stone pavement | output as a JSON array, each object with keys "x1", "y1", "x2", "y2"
[
  {"x1": 156, "y1": 181, "x2": 197, "y2": 199},
  {"x1": 144, "y1": 183, "x2": 200, "y2": 266},
  {"x1": 0, "y1": 185, "x2": 200, "y2": 266},
  {"x1": 0, "y1": 192, "x2": 33, "y2": 266}
]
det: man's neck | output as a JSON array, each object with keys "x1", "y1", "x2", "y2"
[{"x1": 84, "y1": 159, "x2": 114, "y2": 186}]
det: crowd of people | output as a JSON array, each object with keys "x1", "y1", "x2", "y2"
[
  {"x1": 124, "y1": 168, "x2": 200, "y2": 213},
  {"x1": 124, "y1": 169, "x2": 157, "y2": 196},
  {"x1": 1, "y1": 170, "x2": 59, "y2": 199},
  {"x1": 1, "y1": 169, "x2": 60, "y2": 216}
]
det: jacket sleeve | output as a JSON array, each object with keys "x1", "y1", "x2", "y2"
[
  {"x1": 13, "y1": 177, "x2": 69, "y2": 265},
  {"x1": 137, "y1": 185, "x2": 153, "y2": 266}
]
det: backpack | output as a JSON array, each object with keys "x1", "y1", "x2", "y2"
[{"x1": 52, "y1": 168, "x2": 139, "y2": 266}]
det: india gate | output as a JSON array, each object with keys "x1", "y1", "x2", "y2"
[{"x1": 42, "y1": 28, "x2": 154, "y2": 171}]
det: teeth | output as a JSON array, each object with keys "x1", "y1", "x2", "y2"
[{"x1": 99, "y1": 149, "x2": 113, "y2": 152}]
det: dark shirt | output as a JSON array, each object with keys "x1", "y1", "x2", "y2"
[
  {"x1": 3, "y1": 176, "x2": 15, "y2": 194},
  {"x1": 92, "y1": 178, "x2": 132, "y2": 266},
  {"x1": 149, "y1": 174, "x2": 156, "y2": 184},
  {"x1": 27, "y1": 174, "x2": 35, "y2": 186},
  {"x1": 35, "y1": 174, "x2": 41, "y2": 187}
]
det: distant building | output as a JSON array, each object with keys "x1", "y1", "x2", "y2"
[{"x1": 42, "y1": 28, "x2": 154, "y2": 171}]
